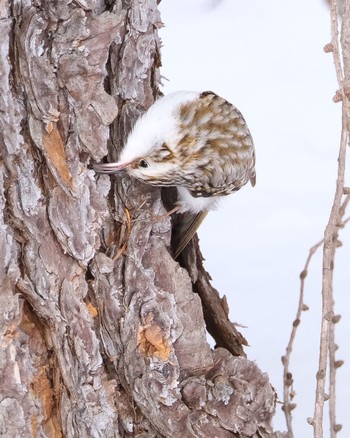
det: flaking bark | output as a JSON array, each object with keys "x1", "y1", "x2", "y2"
[{"x1": 0, "y1": 1, "x2": 279, "y2": 436}]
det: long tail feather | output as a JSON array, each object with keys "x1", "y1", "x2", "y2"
[{"x1": 173, "y1": 211, "x2": 208, "y2": 259}]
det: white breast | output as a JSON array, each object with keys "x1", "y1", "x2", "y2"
[{"x1": 176, "y1": 187, "x2": 219, "y2": 213}]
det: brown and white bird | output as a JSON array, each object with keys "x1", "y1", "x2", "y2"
[{"x1": 93, "y1": 91, "x2": 256, "y2": 257}]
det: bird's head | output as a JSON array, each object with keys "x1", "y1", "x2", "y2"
[{"x1": 93, "y1": 91, "x2": 200, "y2": 187}]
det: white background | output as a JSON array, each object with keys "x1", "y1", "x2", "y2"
[{"x1": 159, "y1": 1, "x2": 350, "y2": 436}]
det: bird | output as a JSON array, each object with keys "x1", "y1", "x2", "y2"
[{"x1": 93, "y1": 90, "x2": 256, "y2": 258}]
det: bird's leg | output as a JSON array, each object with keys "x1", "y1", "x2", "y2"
[
  {"x1": 152, "y1": 205, "x2": 180, "y2": 223},
  {"x1": 164, "y1": 205, "x2": 181, "y2": 217}
]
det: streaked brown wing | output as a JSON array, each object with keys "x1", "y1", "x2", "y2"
[{"x1": 173, "y1": 210, "x2": 208, "y2": 259}]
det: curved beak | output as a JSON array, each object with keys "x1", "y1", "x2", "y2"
[{"x1": 93, "y1": 161, "x2": 130, "y2": 174}]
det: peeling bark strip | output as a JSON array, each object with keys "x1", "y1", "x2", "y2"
[{"x1": 0, "y1": 1, "x2": 279, "y2": 437}]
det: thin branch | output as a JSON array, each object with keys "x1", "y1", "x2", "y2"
[
  {"x1": 327, "y1": 2, "x2": 350, "y2": 434},
  {"x1": 328, "y1": 198, "x2": 350, "y2": 438},
  {"x1": 329, "y1": 315, "x2": 341, "y2": 438},
  {"x1": 312, "y1": 107, "x2": 347, "y2": 437},
  {"x1": 282, "y1": 203, "x2": 350, "y2": 437},
  {"x1": 312, "y1": 1, "x2": 350, "y2": 435},
  {"x1": 282, "y1": 239, "x2": 322, "y2": 438}
]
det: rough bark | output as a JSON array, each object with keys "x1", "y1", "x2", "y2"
[{"x1": 0, "y1": 1, "x2": 279, "y2": 437}]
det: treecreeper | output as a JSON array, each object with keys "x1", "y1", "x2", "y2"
[{"x1": 93, "y1": 90, "x2": 256, "y2": 258}]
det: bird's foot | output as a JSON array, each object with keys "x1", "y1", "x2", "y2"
[{"x1": 152, "y1": 206, "x2": 180, "y2": 223}]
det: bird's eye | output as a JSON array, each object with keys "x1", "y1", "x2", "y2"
[{"x1": 138, "y1": 159, "x2": 149, "y2": 168}]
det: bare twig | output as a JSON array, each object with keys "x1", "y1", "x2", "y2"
[
  {"x1": 328, "y1": 198, "x2": 350, "y2": 437},
  {"x1": 282, "y1": 239, "x2": 322, "y2": 438},
  {"x1": 327, "y1": 2, "x2": 350, "y2": 435},
  {"x1": 329, "y1": 315, "x2": 341, "y2": 438},
  {"x1": 282, "y1": 203, "x2": 350, "y2": 437},
  {"x1": 278, "y1": 2, "x2": 350, "y2": 436},
  {"x1": 311, "y1": 1, "x2": 350, "y2": 436}
]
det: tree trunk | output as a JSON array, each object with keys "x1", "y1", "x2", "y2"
[{"x1": 0, "y1": 1, "x2": 280, "y2": 436}]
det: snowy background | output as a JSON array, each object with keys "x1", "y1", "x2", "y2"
[{"x1": 159, "y1": 1, "x2": 350, "y2": 436}]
